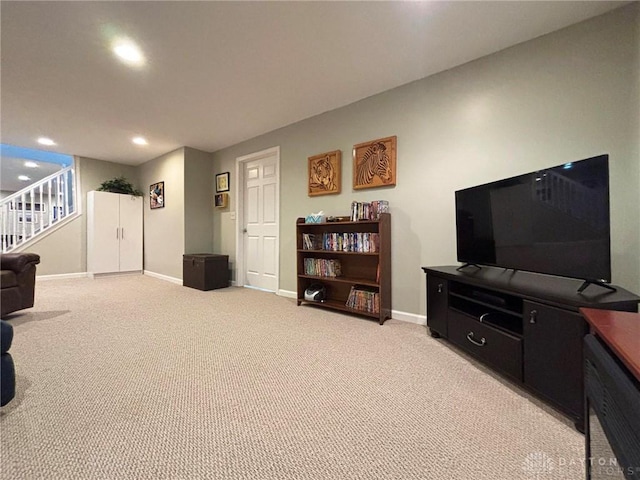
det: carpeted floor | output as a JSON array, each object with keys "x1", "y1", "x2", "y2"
[{"x1": 0, "y1": 275, "x2": 584, "y2": 479}]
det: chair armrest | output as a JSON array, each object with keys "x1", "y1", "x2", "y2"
[{"x1": 1, "y1": 253, "x2": 41, "y2": 273}]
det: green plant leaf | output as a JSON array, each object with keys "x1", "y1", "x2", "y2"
[{"x1": 97, "y1": 176, "x2": 143, "y2": 196}]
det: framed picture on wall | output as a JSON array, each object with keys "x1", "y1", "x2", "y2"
[
  {"x1": 150, "y1": 181, "x2": 165, "y2": 209},
  {"x1": 308, "y1": 150, "x2": 341, "y2": 197},
  {"x1": 216, "y1": 172, "x2": 230, "y2": 193},
  {"x1": 18, "y1": 213, "x2": 34, "y2": 223},
  {"x1": 352, "y1": 135, "x2": 397, "y2": 190},
  {"x1": 214, "y1": 193, "x2": 229, "y2": 208},
  {"x1": 9, "y1": 202, "x2": 46, "y2": 212}
]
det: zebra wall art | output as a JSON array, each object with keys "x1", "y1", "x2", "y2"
[{"x1": 352, "y1": 136, "x2": 397, "y2": 190}]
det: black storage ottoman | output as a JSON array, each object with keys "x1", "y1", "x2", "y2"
[{"x1": 183, "y1": 254, "x2": 229, "y2": 291}]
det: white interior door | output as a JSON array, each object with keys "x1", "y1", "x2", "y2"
[{"x1": 242, "y1": 152, "x2": 279, "y2": 291}]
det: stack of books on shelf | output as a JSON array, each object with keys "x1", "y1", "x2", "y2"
[
  {"x1": 302, "y1": 233, "x2": 321, "y2": 250},
  {"x1": 303, "y1": 258, "x2": 342, "y2": 277},
  {"x1": 322, "y1": 232, "x2": 379, "y2": 253},
  {"x1": 346, "y1": 286, "x2": 380, "y2": 314},
  {"x1": 350, "y1": 201, "x2": 389, "y2": 221}
]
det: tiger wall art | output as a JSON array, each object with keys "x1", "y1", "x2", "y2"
[{"x1": 308, "y1": 150, "x2": 341, "y2": 196}]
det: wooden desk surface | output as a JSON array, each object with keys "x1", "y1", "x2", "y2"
[{"x1": 580, "y1": 308, "x2": 640, "y2": 381}]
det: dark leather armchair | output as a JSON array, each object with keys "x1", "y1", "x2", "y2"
[{"x1": 1, "y1": 252, "x2": 40, "y2": 318}]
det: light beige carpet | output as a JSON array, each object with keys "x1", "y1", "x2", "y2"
[{"x1": 0, "y1": 275, "x2": 584, "y2": 479}]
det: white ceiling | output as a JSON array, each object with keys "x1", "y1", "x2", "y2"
[{"x1": 1, "y1": 1, "x2": 629, "y2": 167}]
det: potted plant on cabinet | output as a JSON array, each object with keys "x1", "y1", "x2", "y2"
[{"x1": 96, "y1": 176, "x2": 143, "y2": 196}]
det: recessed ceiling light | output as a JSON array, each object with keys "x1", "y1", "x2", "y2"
[
  {"x1": 18, "y1": 175, "x2": 31, "y2": 181},
  {"x1": 113, "y1": 39, "x2": 145, "y2": 66},
  {"x1": 37, "y1": 137, "x2": 56, "y2": 146},
  {"x1": 24, "y1": 161, "x2": 39, "y2": 168},
  {"x1": 132, "y1": 136, "x2": 148, "y2": 146}
]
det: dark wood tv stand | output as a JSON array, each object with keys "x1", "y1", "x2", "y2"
[{"x1": 422, "y1": 265, "x2": 640, "y2": 431}]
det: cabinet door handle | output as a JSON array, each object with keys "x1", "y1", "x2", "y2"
[
  {"x1": 479, "y1": 313, "x2": 490, "y2": 323},
  {"x1": 121, "y1": 227, "x2": 124, "y2": 240},
  {"x1": 116, "y1": 227, "x2": 119, "y2": 239},
  {"x1": 529, "y1": 309, "x2": 538, "y2": 324},
  {"x1": 467, "y1": 332, "x2": 486, "y2": 347},
  {"x1": 437, "y1": 283, "x2": 443, "y2": 293}
]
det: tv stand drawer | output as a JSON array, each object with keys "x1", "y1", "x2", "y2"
[{"x1": 448, "y1": 310, "x2": 523, "y2": 381}]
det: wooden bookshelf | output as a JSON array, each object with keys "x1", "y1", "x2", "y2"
[{"x1": 296, "y1": 213, "x2": 391, "y2": 324}]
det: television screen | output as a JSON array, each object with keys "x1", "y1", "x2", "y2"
[{"x1": 455, "y1": 155, "x2": 610, "y2": 282}]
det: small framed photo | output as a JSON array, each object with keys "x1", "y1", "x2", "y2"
[
  {"x1": 216, "y1": 172, "x2": 230, "y2": 193},
  {"x1": 214, "y1": 193, "x2": 229, "y2": 208},
  {"x1": 150, "y1": 181, "x2": 165, "y2": 209}
]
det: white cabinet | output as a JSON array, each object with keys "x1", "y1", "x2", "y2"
[{"x1": 87, "y1": 191, "x2": 143, "y2": 274}]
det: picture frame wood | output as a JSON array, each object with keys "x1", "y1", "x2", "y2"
[
  {"x1": 150, "y1": 181, "x2": 165, "y2": 209},
  {"x1": 308, "y1": 150, "x2": 341, "y2": 197},
  {"x1": 216, "y1": 172, "x2": 230, "y2": 193},
  {"x1": 352, "y1": 136, "x2": 397, "y2": 190}
]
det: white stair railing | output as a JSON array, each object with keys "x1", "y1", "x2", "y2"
[
  {"x1": 533, "y1": 169, "x2": 607, "y2": 229},
  {"x1": 0, "y1": 166, "x2": 76, "y2": 253}
]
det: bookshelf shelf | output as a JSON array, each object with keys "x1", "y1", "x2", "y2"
[
  {"x1": 298, "y1": 274, "x2": 379, "y2": 288},
  {"x1": 296, "y1": 213, "x2": 391, "y2": 324},
  {"x1": 297, "y1": 249, "x2": 379, "y2": 256},
  {"x1": 314, "y1": 299, "x2": 380, "y2": 319}
]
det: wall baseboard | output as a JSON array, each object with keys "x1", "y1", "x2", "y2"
[
  {"x1": 391, "y1": 309, "x2": 427, "y2": 326},
  {"x1": 37, "y1": 272, "x2": 89, "y2": 281},
  {"x1": 143, "y1": 270, "x2": 183, "y2": 285},
  {"x1": 35, "y1": 274, "x2": 427, "y2": 325},
  {"x1": 89, "y1": 271, "x2": 143, "y2": 279}
]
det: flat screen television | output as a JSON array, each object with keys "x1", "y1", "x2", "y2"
[{"x1": 455, "y1": 154, "x2": 611, "y2": 289}]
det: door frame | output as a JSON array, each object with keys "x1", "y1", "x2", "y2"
[{"x1": 234, "y1": 146, "x2": 280, "y2": 289}]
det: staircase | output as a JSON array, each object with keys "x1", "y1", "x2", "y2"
[
  {"x1": 1, "y1": 166, "x2": 77, "y2": 253},
  {"x1": 533, "y1": 169, "x2": 607, "y2": 230}
]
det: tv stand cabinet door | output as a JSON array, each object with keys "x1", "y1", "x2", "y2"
[
  {"x1": 523, "y1": 301, "x2": 587, "y2": 420},
  {"x1": 426, "y1": 274, "x2": 448, "y2": 338}
]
